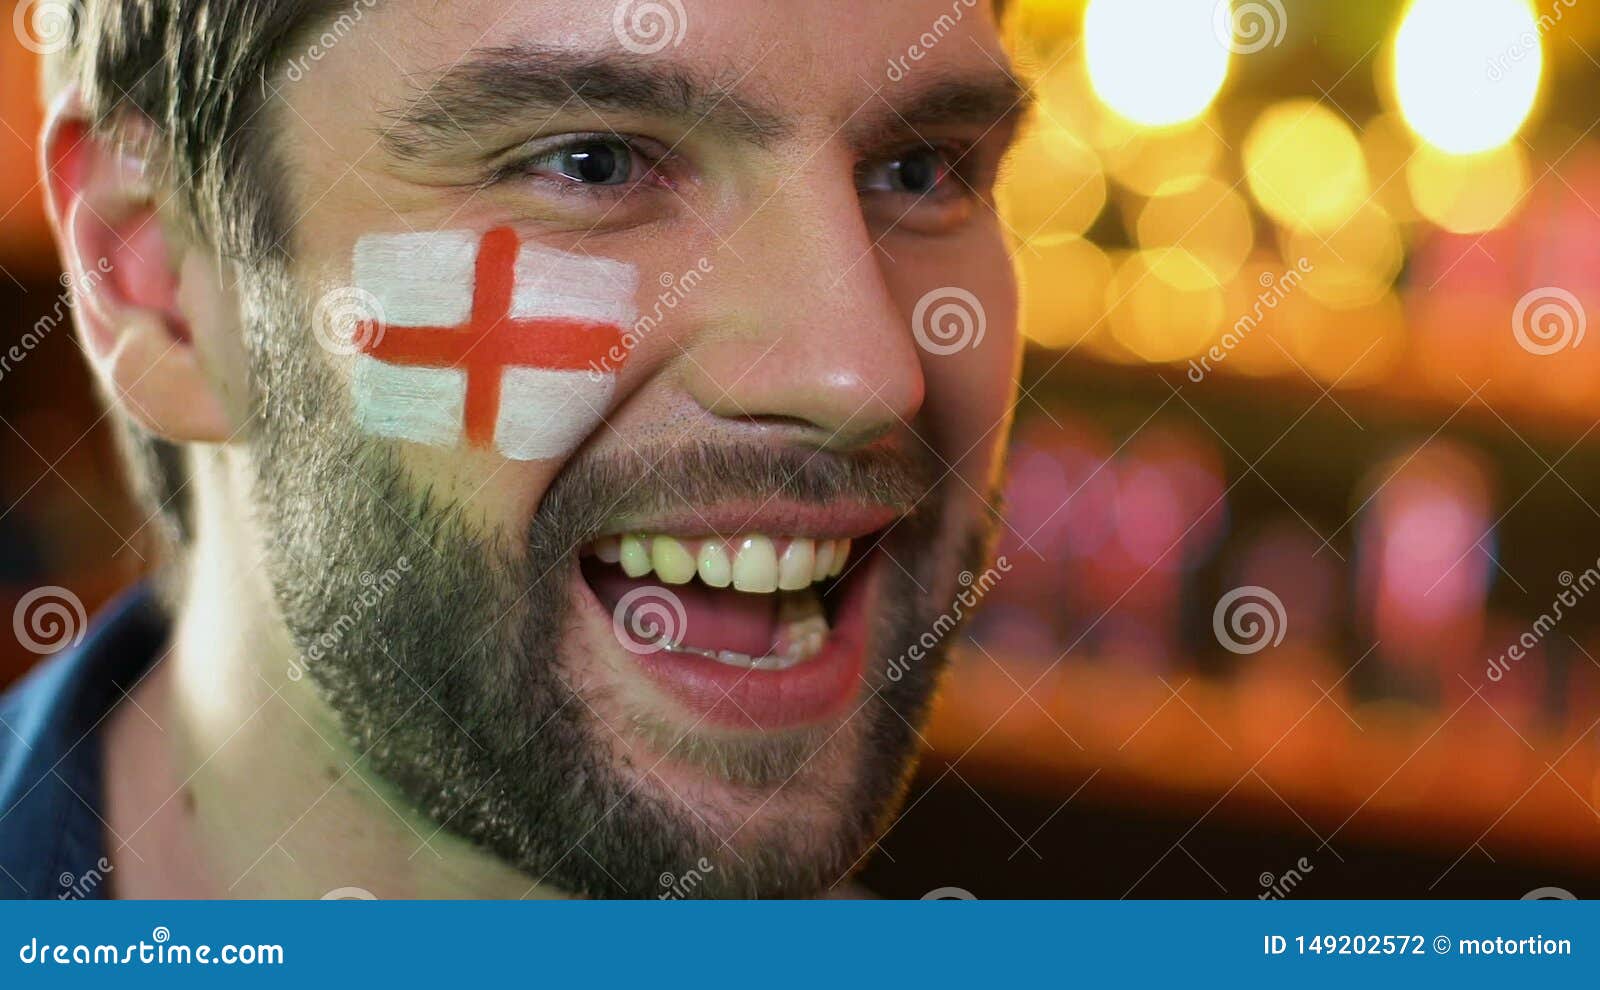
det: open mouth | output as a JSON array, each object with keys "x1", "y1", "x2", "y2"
[{"x1": 577, "y1": 516, "x2": 890, "y2": 732}]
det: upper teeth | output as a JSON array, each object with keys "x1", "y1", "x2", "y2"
[{"x1": 589, "y1": 534, "x2": 851, "y2": 592}]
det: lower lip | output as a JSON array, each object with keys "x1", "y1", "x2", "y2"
[{"x1": 611, "y1": 554, "x2": 878, "y2": 733}]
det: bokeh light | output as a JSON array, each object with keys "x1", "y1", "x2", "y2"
[
  {"x1": 1406, "y1": 143, "x2": 1530, "y2": 233},
  {"x1": 1244, "y1": 100, "x2": 1370, "y2": 233},
  {"x1": 1392, "y1": 0, "x2": 1542, "y2": 154},
  {"x1": 1083, "y1": 0, "x2": 1231, "y2": 127},
  {"x1": 997, "y1": 122, "x2": 1108, "y2": 241},
  {"x1": 1137, "y1": 176, "x2": 1254, "y2": 284},
  {"x1": 1286, "y1": 203, "x2": 1405, "y2": 309},
  {"x1": 1015, "y1": 235, "x2": 1115, "y2": 350},
  {"x1": 1359, "y1": 113, "x2": 1423, "y2": 224},
  {"x1": 1102, "y1": 119, "x2": 1225, "y2": 196},
  {"x1": 1105, "y1": 249, "x2": 1224, "y2": 362}
]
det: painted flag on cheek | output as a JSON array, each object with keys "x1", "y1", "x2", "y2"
[{"x1": 347, "y1": 227, "x2": 638, "y2": 460}]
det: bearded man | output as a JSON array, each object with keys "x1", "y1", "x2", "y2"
[{"x1": 0, "y1": 0, "x2": 1025, "y2": 898}]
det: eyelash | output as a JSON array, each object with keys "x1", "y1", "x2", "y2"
[
  {"x1": 494, "y1": 133, "x2": 670, "y2": 196},
  {"x1": 493, "y1": 134, "x2": 983, "y2": 207}
]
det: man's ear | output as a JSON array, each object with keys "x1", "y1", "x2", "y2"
[{"x1": 39, "y1": 87, "x2": 229, "y2": 443}]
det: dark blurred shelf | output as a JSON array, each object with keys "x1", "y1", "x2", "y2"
[
  {"x1": 1023, "y1": 350, "x2": 1600, "y2": 451},
  {"x1": 927, "y1": 649, "x2": 1600, "y2": 867}
]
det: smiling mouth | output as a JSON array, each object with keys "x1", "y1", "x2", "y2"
[
  {"x1": 576, "y1": 514, "x2": 891, "y2": 732},
  {"x1": 583, "y1": 533, "x2": 852, "y2": 669}
]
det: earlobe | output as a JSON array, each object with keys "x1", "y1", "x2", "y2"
[{"x1": 39, "y1": 87, "x2": 229, "y2": 444}]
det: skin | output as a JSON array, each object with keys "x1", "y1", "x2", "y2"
[{"x1": 44, "y1": 0, "x2": 1024, "y2": 897}]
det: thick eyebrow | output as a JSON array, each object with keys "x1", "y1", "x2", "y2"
[
  {"x1": 847, "y1": 71, "x2": 1035, "y2": 154},
  {"x1": 380, "y1": 45, "x2": 791, "y2": 161}
]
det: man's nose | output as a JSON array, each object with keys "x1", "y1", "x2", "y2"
[{"x1": 680, "y1": 171, "x2": 926, "y2": 451}]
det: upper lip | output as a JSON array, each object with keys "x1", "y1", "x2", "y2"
[{"x1": 595, "y1": 499, "x2": 904, "y2": 542}]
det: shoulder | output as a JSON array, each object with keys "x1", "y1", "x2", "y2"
[
  {"x1": 0, "y1": 585, "x2": 167, "y2": 899},
  {"x1": 0, "y1": 652, "x2": 96, "y2": 899}
]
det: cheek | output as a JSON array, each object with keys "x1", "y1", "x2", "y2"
[
  {"x1": 914, "y1": 244, "x2": 1021, "y2": 493},
  {"x1": 326, "y1": 226, "x2": 643, "y2": 540},
  {"x1": 342, "y1": 227, "x2": 639, "y2": 462},
  {"x1": 397, "y1": 447, "x2": 564, "y2": 540}
]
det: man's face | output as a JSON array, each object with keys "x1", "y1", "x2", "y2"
[{"x1": 237, "y1": 0, "x2": 1022, "y2": 896}]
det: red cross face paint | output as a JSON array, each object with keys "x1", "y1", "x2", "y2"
[{"x1": 347, "y1": 228, "x2": 639, "y2": 460}]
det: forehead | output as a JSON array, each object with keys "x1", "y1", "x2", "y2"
[{"x1": 297, "y1": 0, "x2": 1013, "y2": 132}]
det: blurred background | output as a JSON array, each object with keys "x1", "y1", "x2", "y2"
[{"x1": 4, "y1": 0, "x2": 1600, "y2": 897}]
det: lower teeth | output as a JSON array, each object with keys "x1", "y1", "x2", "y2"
[{"x1": 658, "y1": 588, "x2": 830, "y2": 671}]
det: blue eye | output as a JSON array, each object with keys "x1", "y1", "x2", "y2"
[{"x1": 525, "y1": 137, "x2": 637, "y2": 185}]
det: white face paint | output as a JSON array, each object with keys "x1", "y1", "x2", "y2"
[{"x1": 345, "y1": 228, "x2": 639, "y2": 460}]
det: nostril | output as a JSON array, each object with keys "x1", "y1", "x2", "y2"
[{"x1": 729, "y1": 414, "x2": 825, "y2": 433}]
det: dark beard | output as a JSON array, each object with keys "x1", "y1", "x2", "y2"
[{"x1": 240, "y1": 271, "x2": 998, "y2": 897}]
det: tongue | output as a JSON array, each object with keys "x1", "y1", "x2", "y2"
[{"x1": 582, "y1": 559, "x2": 778, "y2": 656}]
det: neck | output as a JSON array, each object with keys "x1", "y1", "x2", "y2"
[{"x1": 103, "y1": 451, "x2": 556, "y2": 899}]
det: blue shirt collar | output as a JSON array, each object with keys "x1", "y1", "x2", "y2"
[{"x1": 0, "y1": 585, "x2": 165, "y2": 899}]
